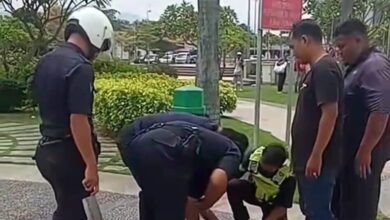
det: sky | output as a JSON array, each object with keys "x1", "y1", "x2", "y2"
[{"x1": 110, "y1": 0, "x2": 249, "y2": 23}]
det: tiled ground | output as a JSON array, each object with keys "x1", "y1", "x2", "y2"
[{"x1": 0, "y1": 122, "x2": 129, "y2": 174}]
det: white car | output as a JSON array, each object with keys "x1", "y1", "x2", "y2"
[
  {"x1": 159, "y1": 55, "x2": 174, "y2": 64},
  {"x1": 175, "y1": 53, "x2": 189, "y2": 64},
  {"x1": 143, "y1": 54, "x2": 159, "y2": 64}
]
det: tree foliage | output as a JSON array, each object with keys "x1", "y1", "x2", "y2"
[
  {"x1": 0, "y1": 0, "x2": 111, "y2": 56},
  {"x1": 305, "y1": 0, "x2": 390, "y2": 44},
  {"x1": 159, "y1": 1, "x2": 198, "y2": 45},
  {"x1": 0, "y1": 16, "x2": 30, "y2": 76}
]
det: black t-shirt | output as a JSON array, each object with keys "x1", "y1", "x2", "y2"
[
  {"x1": 34, "y1": 43, "x2": 94, "y2": 138},
  {"x1": 266, "y1": 176, "x2": 296, "y2": 208},
  {"x1": 344, "y1": 50, "x2": 390, "y2": 161},
  {"x1": 291, "y1": 55, "x2": 344, "y2": 173}
]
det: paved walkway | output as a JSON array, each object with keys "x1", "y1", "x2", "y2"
[{"x1": 0, "y1": 122, "x2": 129, "y2": 174}]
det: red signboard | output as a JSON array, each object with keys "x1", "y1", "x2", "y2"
[{"x1": 262, "y1": 0, "x2": 303, "y2": 31}]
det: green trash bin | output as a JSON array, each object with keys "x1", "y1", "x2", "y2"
[{"x1": 172, "y1": 85, "x2": 206, "y2": 116}]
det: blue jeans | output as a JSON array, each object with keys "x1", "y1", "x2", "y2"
[{"x1": 297, "y1": 168, "x2": 337, "y2": 220}]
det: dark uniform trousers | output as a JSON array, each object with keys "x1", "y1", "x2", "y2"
[
  {"x1": 119, "y1": 125, "x2": 199, "y2": 220},
  {"x1": 227, "y1": 179, "x2": 287, "y2": 220},
  {"x1": 34, "y1": 137, "x2": 98, "y2": 220},
  {"x1": 333, "y1": 147, "x2": 387, "y2": 220}
]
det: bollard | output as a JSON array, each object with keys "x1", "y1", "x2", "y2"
[{"x1": 172, "y1": 85, "x2": 206, "y2": 116}]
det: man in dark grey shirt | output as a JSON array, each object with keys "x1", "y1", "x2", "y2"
[{"x1": 333, "y1": 19, "x2": 390, "y2": 220}]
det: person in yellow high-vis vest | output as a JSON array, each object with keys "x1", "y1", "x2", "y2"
[{"x1": 227, "y1": 143, "x2": 296, "y2": 220}]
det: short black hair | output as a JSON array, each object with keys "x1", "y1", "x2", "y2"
[
  {"x1": 333, "y1": 18, "x2": 368, "y2": 39},
  {"x1": 220, "y1": 128, "x2": 249, "y2": 155},
  {"x1": 262, "y1": 143, "x2": 288, "y2": 167},
  {"x1": 291, "y1": 19, "x2": 323, "y2": 43}
]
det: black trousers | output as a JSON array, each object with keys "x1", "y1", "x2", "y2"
[
  {"x1": 34, "y1": 138, "x2": 90, "y2": 220},
  {"x1": 120, "y1": 128, "x2": 196, "y2": 220},
  {"x1": 276, "y1": 73, "x2": 286, "y2": 92},
  {"x1": 333, "y1": 148, "x2": 387, "y2": 220},
  {"x1": 227, "y1": 179, "x2": 287, "y2": 220}
]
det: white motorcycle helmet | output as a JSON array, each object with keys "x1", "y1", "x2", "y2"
[{"x1": 65, "y1": 7, "x2": 113, "y2": 52}]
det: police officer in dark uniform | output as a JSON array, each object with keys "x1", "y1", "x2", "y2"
[
  {"x1": 32, "y1": 7, "x2": 113, "y2": 220},
  {"x1": 117, "y1": 112, "x2": 243, "y2": 220}
]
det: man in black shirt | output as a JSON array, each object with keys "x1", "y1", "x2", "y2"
[
  {"x1": 32, "y1": 7, "x2": 113, "y2": 220},
  {"x1": 117, "y1": 113, "x2": 242, "y2": 220},
  {"x1": 333, "y1": 19, "x2": 390, "y2": 220},
  {"x1": 226, "y1": 143, "x2": 296, "y2": 220},
  {"x1": 290, "y1": 19, "x2": 343, "y2": 220}
]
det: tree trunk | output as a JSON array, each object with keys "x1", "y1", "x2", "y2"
[{"x1": 197, "y1": 0, "x2": 220, "y2": 123}]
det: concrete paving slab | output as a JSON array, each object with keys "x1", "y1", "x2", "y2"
[{"x1": 0, "y1": 179, "x2": 236, "y2": 220}]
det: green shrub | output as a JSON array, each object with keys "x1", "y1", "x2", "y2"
[
  {"x1": 94, "y1": 60, "x2": 178, "y2": 78},
  {"x1": 0, "y1": 78, "x2": 25, "y2": 112},
  {"x1": 145, "y1": 64, "x2": 178, "y2": 78},
  {"x1": 94, "y1": 73, "x2": 237, "y2": 134},
  {"x1": 94, "y1": 59, "x2": 146, "y2": 74}
]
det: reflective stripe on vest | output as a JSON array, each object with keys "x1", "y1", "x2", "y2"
[{"x1": 248, "y1": 146, "x2": 291, "y2": 203}]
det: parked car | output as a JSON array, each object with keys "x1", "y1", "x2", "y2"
[
  {"x1": 189, "y1": 50, "x2": 197, "y2": 64},
  {"x1": 159, "y1": 54, "x2": 174, "y2": 64},
  {"x1": 175, "y1": 52, "x2": 189, "y2": 64},
  {"x1": 143, "y1": 54, "x2": 159, "y2": 64}
]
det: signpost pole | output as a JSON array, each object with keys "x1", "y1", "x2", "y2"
[
  {"x1": 285, "y1": 50, "x2": 294, "y2": 146},
  {"x1": 254, "y1": 0, "x2": 263, "y2": 148}
]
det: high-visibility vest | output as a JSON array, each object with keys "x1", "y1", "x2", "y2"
[{"x1": 248, "y1": 146, "x2": 291, "y2": 203}]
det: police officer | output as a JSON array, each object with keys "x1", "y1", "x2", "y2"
[
  {"x1": 117, "y1": 112, "x2": 242, "y2": 220},
  {"x1": 32, "y1": 7, "x2": 113, "y2": 220},
  {"x1": 226, "y1": 143, "x2": 296, "y2": 220}
]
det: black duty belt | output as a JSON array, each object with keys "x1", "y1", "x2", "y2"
[
  {"x1": 38, "y1": 133, "x2": 101, "y2": 155},
  {"x1": 129, "y1": 122, "x2": 201, "y2": 154}
]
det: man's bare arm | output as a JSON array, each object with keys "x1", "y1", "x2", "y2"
[{"x1": 70, "y1": 114, "x2": 96, "y2": 168}]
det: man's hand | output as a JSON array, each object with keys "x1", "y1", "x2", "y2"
[
  {"x1": 83, "y1": 165, "x2": 99, "y2": 195},
  {"x1": 305, "y1": 153, "x2": 322, "y2": 178},
  {"x1": 355, "y1": 148, "x2": 372, "y2": 179}
]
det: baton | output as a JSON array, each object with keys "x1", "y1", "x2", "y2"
[{"x1": 83, "y1": 196, "x2": 103, "y2": 220}]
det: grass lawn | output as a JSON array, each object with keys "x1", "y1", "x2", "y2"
[
  {"x1": 221, "y1": 116, "x2": 284, "y2": 147},
  {"x1": 236, "y1": 85, "x2": 298, "y2": 107},
  {"x1": 0, "y1": 112, "x2": 39, "y2": 124}
]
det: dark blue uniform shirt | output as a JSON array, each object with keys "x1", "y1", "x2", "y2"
[
  {"x1": 117, "y1": 112, "x2": 219, "y2": 145},
  {"x1": 34, "y1": 43, "x2": 94, "y2": 138},
  {"x1": 344, "y1": 49, "x2": 390, "y2": 161},
  {"x1": 163, "y1": 120, "x2": 241, "y2": 199}
]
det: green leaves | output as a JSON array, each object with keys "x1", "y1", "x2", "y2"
[
  {"x1": 94, "y1": 73, "x2": 237, "y2": 134},
  {"x1": 305, "y1": 0, "x2": 390, "y2": 44},
  {"x1": 159, "y1": 1, "x2": 198, "y2": 45}
]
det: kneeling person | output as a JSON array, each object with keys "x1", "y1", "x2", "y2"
[
  {"x1": 117, "y1": 113, "x2": 242, "y2": 220},
  {"x1": 228, "y1": 143, "x2": 296, "y2": 220}
]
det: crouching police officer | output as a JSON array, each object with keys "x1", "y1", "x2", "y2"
[
  {"x1": 32, "y1": 7, "x2": 113, "y2": 220},
  {"x1": 117, "y1": 112, "x2": 242, "y2": 220},
  {"x1": 227, "y1": 143, "x2": 296, "y2": 220}
]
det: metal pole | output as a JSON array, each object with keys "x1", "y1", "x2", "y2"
[
  {"x1": 254, "y1": 0, "x2": 263, "y2": 148},
  {"x1": 341, "y1": 0, "x2": 354, "y2": 22},
  {"x1": 247, "y1": 0, "x2": 251, "y2": 58},
  {"x1": 146, "y1": 9, "x2": 151, "y2": 65},
  {"x1": 285, "y1": 51, "x2": 294, "y2": 146},
  {"x1": 387, "y1": 24, "x2": 390, "y2": 56},
  {"x1": 254, "y1": 0, "x2": 258, "y2": 34}
]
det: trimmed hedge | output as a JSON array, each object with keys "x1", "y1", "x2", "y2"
[
  {"x1": 94, "y1": 73, "x2": 237, "y2": 134},
  {"x1": 0, "y1": 78, "x2": 25, "y2": 112},
  {"x1": 94, "y1": 60, "x2": 178, "y2": 78}
]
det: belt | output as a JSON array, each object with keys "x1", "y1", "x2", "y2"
[{"x1": 128, "y1": 123, "x2": 201, "y2": 153}]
